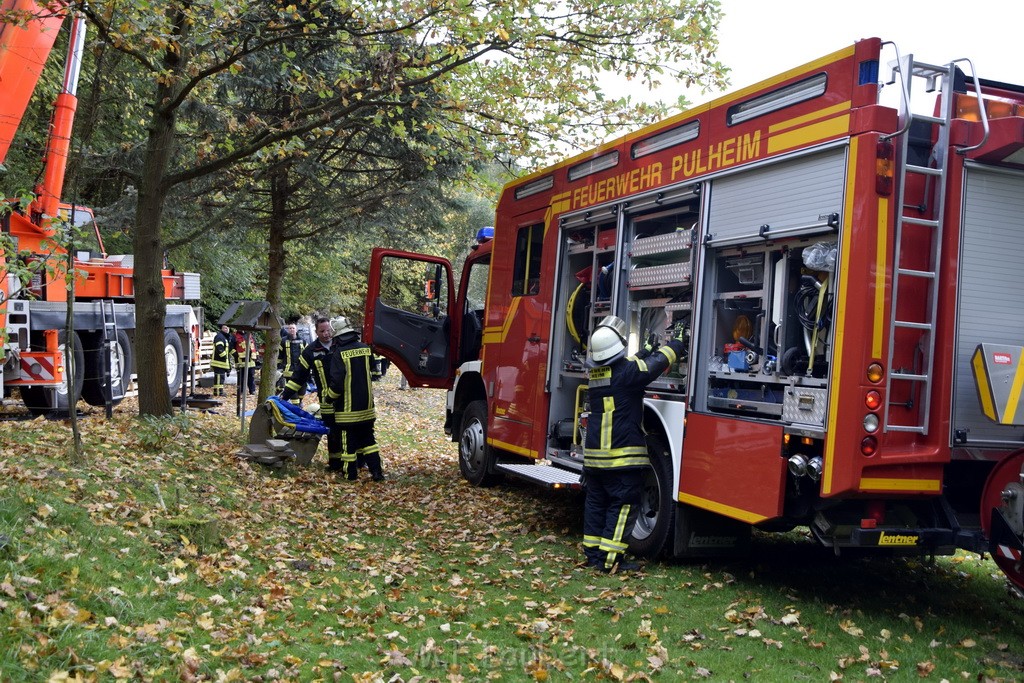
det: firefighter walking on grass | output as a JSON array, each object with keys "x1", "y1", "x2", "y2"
[{"x1": 583, "y1": 315, "x2": 686, "y2": 573}]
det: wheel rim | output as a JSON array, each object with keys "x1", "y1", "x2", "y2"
[
  {"x1": 460, "y1": 418, "x2": 486, "y2": 473},
  {"x1": 108, "y1": 342, "x2": 127, "y2": 391},
  {"x1": 633, "y1": 465, "x2": 661, "y2": 542},
  {"x1": 165, "y1": 342, "x2": 180, "y2": 383},
  {"x1": 56, "y1": 340, "x2": 70, "y2": 398}
]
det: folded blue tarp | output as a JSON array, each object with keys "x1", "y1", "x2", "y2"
[{"x1": 265, "y1": 396, "x2": 330, "y2": 435}]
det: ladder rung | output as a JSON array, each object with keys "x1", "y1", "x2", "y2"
[
  {"x1": 906, "y1": 164, "x2": 942, "y2": 177},
  {"x1": 897, "y1": 268, "x2": 936, "y2": 279},
  {"x1": 912, "y1": 113, "x2": 944, "y2": 126},
  {"x1": 895, "y1": 320, "x2": 934, "y2": 330},
  {"x1": 900, "y1": 216, "x2": 940, "y2": 229},
  {"x1": 891, "y1": 372, "x2": 929, "y2": 382},
  {"x1": 886, "y1": 424, "x2": 927, "y2": 434}
]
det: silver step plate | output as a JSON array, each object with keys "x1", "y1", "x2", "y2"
[{"x1": 495, "y1": 463, "x2": 581, "y2": 488}]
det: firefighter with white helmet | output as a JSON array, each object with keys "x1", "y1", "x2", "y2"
[
  {"x1": 324, "y1": 316, "x2": 384, "y2": 481},
  {"x1": 582, "y1": 314, "x2": 686, "y2": 573}
]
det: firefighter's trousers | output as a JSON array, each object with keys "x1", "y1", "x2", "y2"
[
  {"x1": 582, "y1": 467, "x2": 644, "y2": 569},
  {"x1": 327, "y1": 419, "x2": 381, "y2": 480},
  {"x1": 212, "y1": 368, "x2": 229, "y2": 397}
]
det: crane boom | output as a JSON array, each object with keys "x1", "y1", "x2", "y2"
[{"x1": 0, "y1": 0, "x2": 65, "y2": 165}]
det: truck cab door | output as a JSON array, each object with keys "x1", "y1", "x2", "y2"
[{"x1": 364, "y1": 248, "x2": 455, "y2": 388}]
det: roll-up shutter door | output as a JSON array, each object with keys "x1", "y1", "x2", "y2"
[
  {"x1": 952, "y1": 166, "x2": 1024, "y2": 447},
  {"x1": 706, "y1": 148, "x2": 847, "y2": 246}
]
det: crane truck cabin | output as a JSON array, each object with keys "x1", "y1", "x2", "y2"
[
  {"x1": 366, "y1": 37, "x2": 1024, "y2": 590},
  {"x1": 1, "y1": 0, "x2": 201, "y2": 415}
]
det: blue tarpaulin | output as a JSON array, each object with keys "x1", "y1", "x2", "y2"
[{"x1": 265, "y1": 396, "x2": 330, "y2": 435}]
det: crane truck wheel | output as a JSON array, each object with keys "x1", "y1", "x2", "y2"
[
  {"x1": 82, "y1": 329, "x2": 133, "y2": 407},
  {"x1": 163, "y1": 330, "x2": 184, "y2": 398},
  {"x1": 22, "y1": 330, "x2": 87, "y2": 416},
  {"x1": 458, "y1": 400, "x2": 503, "y2": 487},
  {"x1": 629, "y1": 432, "x2": 675, "y2": 558}
]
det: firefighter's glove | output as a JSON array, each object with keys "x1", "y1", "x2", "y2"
[
  {"x1": 672, "y1": 323, "x2": 687, "y2": 343},
  {"x1": 644, "y1": 333, "x2": 659, "y2": 354}
]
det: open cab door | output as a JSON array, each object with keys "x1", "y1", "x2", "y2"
[{"x1": 364, "y1": 248, "x2": 456, "y2": 389}]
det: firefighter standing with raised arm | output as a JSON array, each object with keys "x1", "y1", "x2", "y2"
[
  {"x1": 582, "y1": 315, "x2": 686, "y2": 573},
  {"x1": 324, "y1": 317, "x2": 383, "y2": 482},
  {"x1": 280, "y1": 317, "x2": 338, "y2": 470},
  {"x1": 211, "y1": 324, "x2": 233, "y2": 397}
]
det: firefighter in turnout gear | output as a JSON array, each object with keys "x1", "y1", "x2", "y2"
[
  {"x1": 582, "y1": 315, "x2": 686, "y2": 573},
  {"x1": 211, "y1": 324, "x2": 233, "y2": 397},
  {"x1": 280, "y1": 317, "x2": 337, "y2": 466},
  {"x1": 278, "y1": 322, "x2": 307, "y2": 404},
  {"x1": 325, "y1": 317, "x2": 383, "y2": 481}
]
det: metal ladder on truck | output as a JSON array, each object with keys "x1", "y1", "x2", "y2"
[
  {"x1": 99, "y1": 299, "x2": 124, "y2": 416},
  {"x1": 882, "y1": 50, "x2": 988, "y2": 434}
]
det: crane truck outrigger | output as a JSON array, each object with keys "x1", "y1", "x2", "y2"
[
  {"x1": 1, "y1": 0, "x2": 201, "y2": 414},
  {"x1": 366, "y1": 38, "x2": 1024, "y2": 590}
]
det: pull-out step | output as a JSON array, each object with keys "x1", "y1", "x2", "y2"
[{"x1": 495, "y1": 463, "x2": 581, "y2": 489}]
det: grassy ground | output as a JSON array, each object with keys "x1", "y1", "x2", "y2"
[{"x1": 0, "y1": 374, "x2": 1022, "y2": 682}]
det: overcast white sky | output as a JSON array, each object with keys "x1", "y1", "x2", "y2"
[{"x1": 669, "y1": 0, "x2": 1022, "y2": 107}]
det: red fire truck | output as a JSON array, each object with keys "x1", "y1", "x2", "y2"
[
  {"x1": 366, "y1": 38, "x2": 1024, "y2": 589},
  {"x1": 1, "y1": 1, "x2": 201, "y2": 414}
]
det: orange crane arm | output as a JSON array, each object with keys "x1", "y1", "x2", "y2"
[{"x1": 0, "y1": 0, "x2": 65, "y2": 165}]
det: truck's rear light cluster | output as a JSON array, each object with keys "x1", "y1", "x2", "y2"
[{"x1": 861, "y1": 436, "x2": 878, "y2": 455}]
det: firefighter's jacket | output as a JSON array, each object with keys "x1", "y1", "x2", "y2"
[
  {"x1": 234, "y1": 333, "x2": 258, "y2": 368},
  {"x1": 211, "y1": 331, "x2": 233, "y2": 370},
  {"x1": 583, "y1": 340, "x2": 685, "y2": 470},
  {"x1": 281, "y1": 338, "x2": 334, "y2": 414},
  {"x1": 324, "y1": 332, "x2": 376, "y2": 425},
  {"x1": 279, "y1": 332, "x2": 306, "y2": 379}
]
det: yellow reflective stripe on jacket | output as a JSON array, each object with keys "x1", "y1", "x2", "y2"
[
  {"x1": 583, "y1": 448, "x2": 649, "y2": 469},
  {"x1": 314, "y1": 359, "x2": 328, "y2": 397},
  {"x1": 334, "y1": 408, "x2": 376, "y2": 423},
  {"x1": 600, "y1": 396, "x2": 614, "y2": 450}
]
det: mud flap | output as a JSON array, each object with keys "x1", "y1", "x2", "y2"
[{"x1": 671, "y1": 503, "x2": 751, "y2": 558}]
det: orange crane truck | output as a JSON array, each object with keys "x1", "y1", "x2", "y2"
[{"x1": 0, "y1": 0, "x2": 201, "y2": 414}]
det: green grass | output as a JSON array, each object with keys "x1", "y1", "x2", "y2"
[{"x1": 0, "y1": 376, "x2": 1022, "y2": 682}]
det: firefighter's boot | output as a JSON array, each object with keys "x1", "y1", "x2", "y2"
[{"x1": 366, "y1": 453, "x2": 385, "y2": 482}]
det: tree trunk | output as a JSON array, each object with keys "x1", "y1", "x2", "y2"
[
  {"x1": 260, "y1": 164, "x2": 289, "y2": 402},
  {"x1": 133, "y1": 7, "x2": 188, "y2": 417},
  {"x1": 133, "y1": 111, "x2": 174, "y2": 416}
]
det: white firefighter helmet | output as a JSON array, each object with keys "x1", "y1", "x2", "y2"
[
  {"x1": 589, "y1": 315, "x2": 627, "y2": 364},
  {"x1": 331, "y1": 316, "x2": 355, "y2": 336}
]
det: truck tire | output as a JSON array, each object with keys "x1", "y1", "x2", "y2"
[
  {"x1": 458, "y1": 400, "x2": 502, "y2": 487},
  {"x1": 164, "y1": 329, "x2": 184, "y2": 398},
  {"x1": 82, "y1": 329, "x2": 133, "y2": 407},
  {"x1": 629, "y1": 432, "x2": 675, "y2": 558},
  {"x1": 19, "y1": 386, "x2": 51, "y2": 416},
  {"x1": 22, "y1": 330, "x2": 86, "y2": 416}
]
